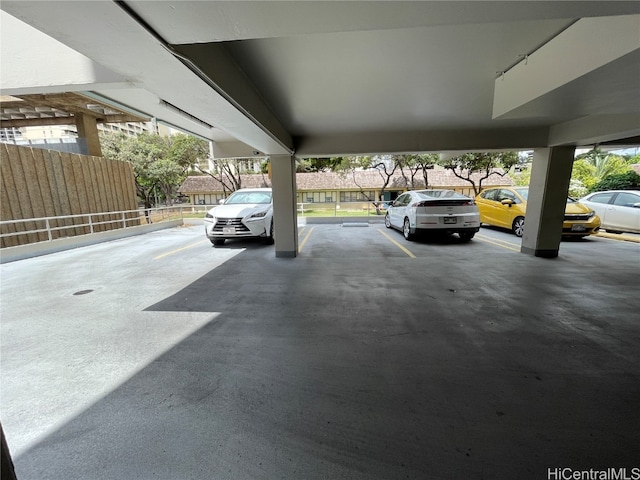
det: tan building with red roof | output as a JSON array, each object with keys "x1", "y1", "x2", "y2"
[{"x1": 179, "y1": 168, "x2": 512, "y2": 206}]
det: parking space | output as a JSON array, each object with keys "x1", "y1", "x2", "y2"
[
  {"x1": 297, "y1": 221, "x2": 639, "y2": 263},
  {"x1": 1, "y1": 223, "x2": 639, "y2": 479}
]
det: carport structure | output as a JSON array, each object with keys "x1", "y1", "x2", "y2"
[{"x1": 1, "y1": 1, "x2": 639, "y2": 258}]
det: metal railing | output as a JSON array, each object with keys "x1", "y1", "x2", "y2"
[
  {"x1": 0, "y1": 202, "x2": 389, "y2": 248},
  {"x1": 0, "y1": 205, "x2": 210, "y2": 248},
  {"x1": 297, "y1": 201, "x2": 387, "y2": 217}
]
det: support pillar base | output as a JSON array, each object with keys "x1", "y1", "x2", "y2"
[
  {"x1": 275, "y1": 250, "x2": 297, "y2": 258},
  {"x1": 521, "y1": 246, "x2": 559, "y2": 258}
]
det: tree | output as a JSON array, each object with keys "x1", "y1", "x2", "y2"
[
  {"x1": 439, "y1": 151, "x2": 518, "y2": 196},
  {"x1": 338, "y1": 156, "x2": 398, "y2": 214},
  {"x1": 198, "y1": 158, "x2": 243, "y2": 195},
  {"x1": 100, "y1": 131, "x2": 205, "y2": 208},
  {"x1": 166, "y1": 134, "x2": 209, "y2": 173},
  {"x1": 572, "y1": 148, "x2": 634, "y2": 192},
  {"x1": 297, "y1": 157, "x2": 347, "y2": 173},
  {"x1": 398, "y1": 154, "x2": 439, "y2": 189},
  {"x1": 101, "y1": 132, "x2": 167, "y2": 209},
  {"x1": 148, "y1": 158, "x2": 184, "y2": 206}
]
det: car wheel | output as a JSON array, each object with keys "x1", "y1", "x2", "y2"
[
  {"x1": 265, "y1": 219, "x2": 275, "y2": 244},
  {"x1": 512, "y1": 216, "x2": 525, "y2": 237},
  {"x1": 403, "y1": 218, "x2": 414, "y2": 240},
  {"x1": 459, "y1": 231, "x2": 475, "y2": 242},
  {"x1": 384, "y1": 213, "x2": 392, "y2": 229},
  {"x1": 211, "y1": 238, "x2": 225, "y2": 246}
]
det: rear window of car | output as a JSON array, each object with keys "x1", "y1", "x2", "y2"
[{"x1": 416, "y1": 190, "x2": 468, "y2": 200}]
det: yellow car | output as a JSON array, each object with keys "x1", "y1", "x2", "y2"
[{"x1": 475, "y1": 187, "x2": 601, "y2": 238}]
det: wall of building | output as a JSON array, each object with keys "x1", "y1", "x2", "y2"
[{"x1": 0, "y1": 143, "x2": 139, "y2": 247}]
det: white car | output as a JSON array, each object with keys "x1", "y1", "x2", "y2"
[
  {"x1": 385, "y1": 189, "x2": 480, "y2": 241},
  {"x1": 579, "y1": 190, "x2": 640, "y2": 234},
  {"x1": 204, "y1": 188, "x2": 274, "y2": 246}
]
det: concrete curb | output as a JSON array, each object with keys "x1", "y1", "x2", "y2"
[{"x1": 595, "y1": 232, "x2": 640, "y2": 243}]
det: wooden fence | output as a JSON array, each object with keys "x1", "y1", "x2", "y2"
[{"x1": 0, "y1": 143, "x2": 139, "y2": 248}]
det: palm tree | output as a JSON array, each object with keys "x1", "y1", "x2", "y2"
[{"x1": 575, "y1": 148, "x2": 629, "y2": 182}]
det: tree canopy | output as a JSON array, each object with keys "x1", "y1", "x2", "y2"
[
  {"x1": 571, "y1": 148, "x2": 636, "y2": 194},
  {"x1": 439, "y1": 152, "x2": 518, "y2": 196},
  {"x1": 100, "y1": 131, "x2": 208, "y2": 207}
]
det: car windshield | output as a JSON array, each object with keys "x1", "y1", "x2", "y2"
[
  {"x1": 511, "y1": 188, "x2": 579, "y2": 204},
  {"x1": 513, "y1": 188, "x2": 529, "y2": 201},
  {"x1": 224, "y1": 191, "x2": 272, "y2": 205}
]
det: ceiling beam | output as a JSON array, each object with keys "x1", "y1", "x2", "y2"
[
  {"x1": 170, "y1": 42, "x2": 293, "y2": 154},
  {"x1": 493, "y1": 15, "x2": 640, "y2": 119},
  {"x1": 0, "y1": 114, "x2": 150, "y2": 128},
  {"x1": 295, "y1": 127, "x2": 551, "y2": 157},
  {"x1": 548, "y1": 114, "x2": 640, "y2": 146}
]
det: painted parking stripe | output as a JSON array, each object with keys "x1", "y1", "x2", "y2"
[
  {"x1": 298, "y1": 227, "x2": 314, "y2": 253},
  {"x1": 154, "y1": 240, "x2": 207, "y2": 260},
  {"x1": 377, "y1": 228, "x2": 416, "y2": 258},
  {"x1": 596, "y1": 232, "x2": 640, "y2": 243},
  {"x1": 475, "y1": 233, "x2": 520, "y2": 252}
]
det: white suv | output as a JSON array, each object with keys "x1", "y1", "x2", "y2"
[{"x1": 204, "y1": 188, "x2": 274, "y2": 246}]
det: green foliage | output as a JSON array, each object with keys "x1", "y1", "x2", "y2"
[
  {"x1": 165, "y1": 134, "x2": 208, "y2": 169},
  {"x1": 439, "y1": 151, "x2": 518, "y2": 195},
  {"x1": 394, "y1": 153, "x2": 439, "y2": 188},
  {"x1": 297, "y1": 157, "x2": 349, "y2": 172},
  {"x1": 100, "y1": 131, "x2": 207, "y2": 207},
  {"x1": 571, "y1": 159, "x2": 597, "y2": 191},
  {"x1": 591, "y1": 170, "x2": 640, "y2": 192},
  {"x1": 512, "y1": 167, "x2": 531, "y2": 186},
  {"x1": 572, "y1": 148, "x2": 635, "y2": 193}
]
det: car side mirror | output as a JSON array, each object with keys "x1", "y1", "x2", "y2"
[
  {"x1": 633, "y1": 203, "x2": 640, "y2": 209},
  {"x1": 501, "y1": 199, "x2": 515, "y2": 207},
  {"x1": 218, "y1": 198, "x2": 226, "y2": 205}
]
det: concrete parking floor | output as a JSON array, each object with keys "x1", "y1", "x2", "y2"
[{"x1": 1, "y1": 224, "x2": 639, "y2": 480}]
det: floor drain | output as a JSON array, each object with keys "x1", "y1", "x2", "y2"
[{"x1": 73, "y1": 289, "x2": 94, "y2": 296}]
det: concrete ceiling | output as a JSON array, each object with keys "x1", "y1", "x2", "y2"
[
  {"x1": 0, "y1": 93, "x2": 149, "y2": 127},
  {"x1": 1, "y1": 1, "x2": 639, "y2": 157}
]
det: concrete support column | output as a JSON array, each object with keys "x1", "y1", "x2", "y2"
[
  {"x1": 74, "y1": 112, "x2": 102, "y2": 157},
  {"x1": 521, "y1": 146, "x2": 575, "y2": 258},
  {"x1": 270, "y1": 155, "x2": 298, "y2": 258}
]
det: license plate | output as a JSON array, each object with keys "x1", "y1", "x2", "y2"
[
  {"x1": 443, "y1": 217, "x2": 457, "y2": 224},
  {"x1": 571, "y1": 224, "x2": 586, "y2": 232},
  {"x1": 222, "y1": 227, "x2": 236, "y2": 234}
]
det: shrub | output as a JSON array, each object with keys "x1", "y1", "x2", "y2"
[{"x1": 590, "y1": 171, "x2": 640, "y2": 192}]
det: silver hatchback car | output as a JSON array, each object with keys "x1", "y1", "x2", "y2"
[{"x1": 385, "y1": 189, "x2": 480, "y2": 241}]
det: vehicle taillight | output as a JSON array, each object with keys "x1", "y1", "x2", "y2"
[{"x1": 412, "y1": 200, "x2": 474, "y2": 207}]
